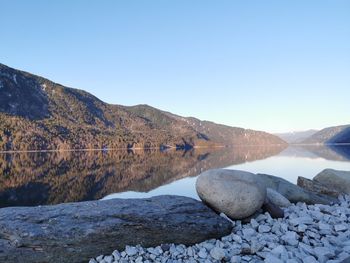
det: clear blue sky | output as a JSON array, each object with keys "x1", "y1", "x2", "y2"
[{"x1": 1, "y1": 0, "x2": 349, "y2": 133}]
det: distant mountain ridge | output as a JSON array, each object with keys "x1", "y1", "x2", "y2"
[
  {"x1": 302, "y1": 124, "x2": 350, "y2": 144},
  {"x1": 0, "y1": 63, "x2": 285, "y2": 151},
  {"x1": 275, "y1": 130, "x2": 318, "y2": 144}
]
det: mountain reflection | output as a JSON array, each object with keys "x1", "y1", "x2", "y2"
[
  {"x1": 296, "y1": 145, "x2": 350, "y2": 161},
  {"x1": 0, "y1": 145, "x2": 285, "y2": 207}
]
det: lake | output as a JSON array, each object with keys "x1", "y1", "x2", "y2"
[{"x1": 1, "y1": 144, "x2": 349, "y2": 208}]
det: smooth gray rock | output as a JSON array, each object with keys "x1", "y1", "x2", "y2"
[
  {"x1": 314, "y1": 169, "x2": 350, "y2": 194},
  {"x1": 196, "y1": 169, "x2": 266, "y2": 219},
  {"x1": 297, "y1": 176, "x2": 341, "y2": 197},
  {"x1": 0, "y1": 195, "x2": 232, "y2": 263},
  {"x1": 257, "y1": 173, "x2": 337, "y2": 204},
  {"x1": 267, "y1": 188, "x2": 292, "y2": 207}
]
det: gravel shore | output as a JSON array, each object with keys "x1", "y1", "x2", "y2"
[{"x1": 90, "y1": 195, "x2": 350, "y2": 263}]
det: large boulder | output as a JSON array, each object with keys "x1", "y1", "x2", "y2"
[
  {"x1": 257, "y1": 173, "x2": 337, "y2": 205},
  {"x1": 196, "y1": 169, "x2": 266, "y2": 219},
  {"x1": 314, "y1": 169, "x2": 350, "y2": 194},
  {"x1": 297, "y1": 176, "x2": 341, "y2": 197},
  {"x1": 0, "y1": 195, "x2": 232, "y2": 263}
]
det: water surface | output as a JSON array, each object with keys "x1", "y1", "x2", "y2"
[{"x1": 0, "y1": 145, "x2": 349, "y2": 208}]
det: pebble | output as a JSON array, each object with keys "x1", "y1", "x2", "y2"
[
  {"x1": 258, "y1": 225, "x2": 271, "y2": 233},
  {"x1": 230, "y1": 255, "x2": 241, "y2": 262},
  {"x1": 198, "y1": 248, "x2": 208, "y2": 259},
  {"x1": 103, "y1": 256, "x2": 113, "y2": 263},
  {"x1": 91, "y1": 195, "x2": 350, "y2": 263},
  {"x1": 210, "y1": 247, "x2": 225, "y2": 260},
  {"x1": 335, "y1": 224, "x2": 347, "y2": 232},
  {"x1": 282, "y1": 231, "x2": 299, "y2": 246},
  {"x1": 125, "y1": 246, "x2": 138, "y2": 256},
  {"x1": 265, "y1": 254, "x2": 284, "y2": 263},
  {"x1": 302, "y1": 255, "x2": 318, "y2": 263}
]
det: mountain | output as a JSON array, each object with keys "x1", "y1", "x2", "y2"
[
  {"x1": 0, "y1": 63, "x2": 286, "y2": 151},
  {"x1": 275, "y1": 130, "x2": 318, "y2": 144},
  {"x1": 302, "y1": 124, "x2": 350, "y2": 145}
]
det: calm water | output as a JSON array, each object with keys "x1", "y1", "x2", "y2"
[{"x1": 0, "y1": 145, "x2": 349, "y2": 207}]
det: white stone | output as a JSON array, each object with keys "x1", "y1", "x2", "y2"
[
  {"x1": 302, "y1": 256, "x2": 318, "y2": 263},
  {"x1": 271, "y1": 245, "x2": 287, "y2": 256},
  {"x1": 103, "y1": 256, "x2": 113, "y2": 263},
  {"x1": 265, "y1": 254, "x2": 284, "y2": 263},
  {"x1": 251, "y1": 238, "x2": 263, "y2": 253},
  {"x1": 334, "y1": 224, "x2": 347, "y2": 232},
  {"x1": 318, "y1": 222, "x2": 331, "y2": 231},
  {"x1": 112, "y1": 250, "x2": 121, "y2": 260},
  {"x1": 289, "y1": 216, "x2": 313, "y2": 226},
  {"x1": 298, "y1": 243, "x2": 314, "y2": 255},
  {"x1": 298, "y1": 224, "x2": 308, "y2": 233},
  {"x1": 210, "y1": 247, "x2": 225, "y2": 260},
  {"x1": 231, "y1": 234, "x2": 242, "y2": 244},
  {"x1": 282, "y1": 231, "x2": 299, "y2": 246},
  {"x1": 242, "y1": 228, "x2": 256, "y2": 239},
  {"x1": 258, "y1": 225, "x2": 271, "y2": 233},
  {"x1": 202, "y1": 242, "x2": 215, "y2": 251},
  {"x1": 96, "y1": 255, "x2": 104, "y2": 261},
  {"x1": 314, "y1": 246, "x2": 335, "y2": 258},
  {"x1": 187, "y1": 247, "x2": 194, "y2": 257},
  {"x1": 230, "y1": 255, "x2": 241, "y2": 263},
  {"x1": 250, "y1": 218, "x2": 259, "y2": 229},
  {"x1": 198, "y1": 248, "x2": 207, "y2": 259},
  {"x1": 125, "y1": 246, "x2": 138, "y2": 256}
]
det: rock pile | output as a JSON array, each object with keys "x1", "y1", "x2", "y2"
[{"x1": 90, "y1": 194, "x2": 350, "y2": 263}]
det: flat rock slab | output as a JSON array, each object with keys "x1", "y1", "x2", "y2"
[
  {"x1": 0, "y1": 195, "x2": 232, "y2": 263},
  {"x1": 297, "y1": 176, "x2": 341, "y2": 198}
]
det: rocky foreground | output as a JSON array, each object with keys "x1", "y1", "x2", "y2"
[
  {"x1": 90, "y1": 168, "x2": 350, "y2": 263},
  {"x1": 2, "y1": 168, "x2": 350, "y2": 263},
  {"x1": 91, "y1": 195, "x2": 350, "y2": 263}
]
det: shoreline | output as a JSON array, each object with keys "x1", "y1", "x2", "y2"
[
  {"x1": 0, "y1": 144, "x2": 288, "y2": 154},
  {"x1": 1, "y1": 142, "x2": 349, "y2": 154}
]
